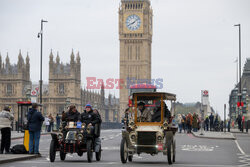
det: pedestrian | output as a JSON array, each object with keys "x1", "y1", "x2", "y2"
[
  {"x1": 220, "y1": 121, "x2": 224, "y2": 132},
  {"x1": 181, "y1": 114, "x2": 186, "y2": 133},
  {"x1": 48, "y1": 114, "x2": 54, "y2": 132},
  {"x1": 228, "y1": 119, "x2": 231, "y2": 132},
  {"x1": 56, "y1": 114, "x2": 61, "y2": 131},
  {"x1": 237, "y1": 114, "x2": 242, "y2": 131},
  {"x1": 209, "y1": 113, "x2": 214, "y2": 131},
  {"x1": 242, "y1": 115, "x2": 245, "y2": 132},
  {"x1": 204, "y1": 116, "x2": 209, "y2": 131},
  {"x1": 186, "y1": 113, "x2": 193, "y2": 133},
  {"x1": 214, "y1": 114, "x2": 219, "y2": 131},
  {"x1": 45, "y1": 116, "x2": 50, "y2": 132},
  {"x1": 27, "y1": 103, "x2": 44, "y2": 154},
  {"x1": 177, "y1": 114, "x2": 182, "y2": 133},
  {"x1": 61, "y1": 111, "x2": 66, "y2": 121},
  {"x1": 192, "y1": 113, "x2": 198, "y2": 132},
  {"x1": 0, "y1": 106, "x2": 14, "y2": 154}
]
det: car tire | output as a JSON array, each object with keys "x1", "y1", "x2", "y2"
[
  {"x1": 120, "y1": 138, "x2": 128, "y2": 164},
  {"x1": 60, "y1": 151, "x2": 66, "y2": 161},
  {"x1": 167, "y1": 140, "x2": 173, "y2": 165},
  {"x1": 49, "y1": 140, "x2": 56, "y2": 162},
  {"x1": 128, "y1": 155, "x2": 133, "y2": 162},
  {"x1": 87, "y1": 140, "x2": 93, "y2": 163},
  {"x1": 96, "y1": 146, "x2": 101, "y2": 161}
]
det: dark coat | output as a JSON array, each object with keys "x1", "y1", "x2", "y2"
[
  {"x1": 80, "y1": 110, "x2": 100, "y2": 126},
  {"x1": 209, "y1": 114, "x2": 214, "y2": 124},
  {"x1": 27, "y1": 108, "x2": 44, "y2": 132},
  {"x1": 56, "y1": 115, "x2": 61, "y2": 124},
  {"x1": 205, "y1": 117, "x2": 209, "y2": 124},
  {"x1": 64, "y1": 110, "x2": 80, "y2": 122}
]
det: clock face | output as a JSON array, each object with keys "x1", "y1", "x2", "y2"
[{"x1": 126, "y1": 14, "x2": 141, "y2": 31}]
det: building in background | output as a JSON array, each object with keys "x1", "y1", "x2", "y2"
[
  {"x1": 229, "y1": 58, "x2": 250, "y2": 121},
  {"x1": 119, "y1": 0, "x2": 153, "y2": 122},
  {"x1": 0, "y1": 50, "x2": 119, "y2": 123},
  {"x1": 0, "y1": 51, "x2": 31, "y2": 120}
]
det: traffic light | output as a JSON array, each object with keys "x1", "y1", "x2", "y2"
[{"x1": 237, "y1": 102, "x2": 244, "y2": 107}]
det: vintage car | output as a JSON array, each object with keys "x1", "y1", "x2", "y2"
[
  {"x1": 49, "y1": 121, "x2": 101, "y2": 163},
  {"x1": 120, "y1": 92, "x2": 177, "y2": 164}
]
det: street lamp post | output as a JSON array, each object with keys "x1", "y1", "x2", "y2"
[
  {"x1": 38, "y1": 19, "x2": 48, "y2": 106},
  {"x1": 234, "y1": 24, "x2": 242, "y2": 117}
]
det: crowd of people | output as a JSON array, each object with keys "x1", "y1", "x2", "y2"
[
  {"x1": 44, "y1": 114, "x2": 61, "y2": 132},
  {"x1": 176, "y1": 113, "x2": 227, "y2": 133},
  {"x1": 177, "y1": 113, "x2": 200, "y2": 133}
]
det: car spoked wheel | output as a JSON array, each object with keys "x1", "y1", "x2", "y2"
[
  {"x1": 60, "y1": 151, "x2": 66, "y2": 161},
  {"x1": 87, "y1": 140, "x2": 93, "y2": 163},
  {"x1": 96, "y1": 146, "x2": 101, "y2": 161},
  {"x1": 120, "y1": 138, "x2": 128, "y2": 163},
  {"x1": 49, "y1": 140, "x2": 56, "y2": 162},
  {"x1": 167, "y1": 140, "x2": 173, "y2": 165}
]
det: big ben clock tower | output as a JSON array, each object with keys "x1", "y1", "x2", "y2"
[{"x1": 119, "y1": 0, "x2": 153, "y2": 121}]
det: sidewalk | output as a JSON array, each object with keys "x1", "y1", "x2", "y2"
[
  {"x1": 0, "y1": 154, "x2": 41, "y2": 164},
  {"x1": 192, "y1": 131, "x2": 236, "y2": 140},
  {"x1": 230, "y1": 128, "x2": 249, "y2": 134}
]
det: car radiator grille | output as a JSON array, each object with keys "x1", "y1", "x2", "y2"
[{"x1": 137, "y1": 132, "x2": 156, "y2": 145}]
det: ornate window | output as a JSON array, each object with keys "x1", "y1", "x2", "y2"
[
  {"x1": 59, "y1": 83, "x2": 64, "y2": 95},
  {"x1": 58, "y1": 105, "x2": 65, "y2": 114},
  {"x1": 7, "y1": 84, "x2": 12, "y2": 95}
]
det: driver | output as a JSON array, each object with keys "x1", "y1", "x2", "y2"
[
  {"x1": 62, "y1": 105, "x2": 80, "y2": 122},
  {"x1": 137, "y1": 102, "x2": 152, "y2": 122}
]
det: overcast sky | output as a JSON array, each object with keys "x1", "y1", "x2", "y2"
[{"x1": 0, "y1": 0, "x2": 250, "y2": 117}]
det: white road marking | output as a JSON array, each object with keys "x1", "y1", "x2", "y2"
[
  {"x1": 237, "y1": 153, "x2": 250, "y2": 167},
  {"x1": 181, "y1": 145, "x2": 215, "y2": 152},
  {"x1": 235, "y1": 140, "x2": 245, "y2": 155},
  {"x1": 102, "y1": 133, "x2": 121, "y2": 141},
  {"x1": 102, "y1": 146, "x2": 119, "y2": 150}
]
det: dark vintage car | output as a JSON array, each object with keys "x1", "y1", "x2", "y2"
[
  {"x1": 120, "y1": 92, "x2": 177, "y2": 165},
  {"x1": 49, "y1": 121, "x2": 101, "y2": 163}
]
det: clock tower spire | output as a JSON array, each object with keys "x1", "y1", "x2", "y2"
[{"x1": 119, "y1": 0, "x2": 153, "y2": 121}]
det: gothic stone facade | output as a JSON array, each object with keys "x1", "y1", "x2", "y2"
[
  {"x1": 0, "y1": 51, "x2": 31, "y2": 121},
  {"x1": 0, "y1": 50, "x2": 119, "y2": 122},
  {"x1": 41, "y1": 50, "x2": 82, "y2": 116}
]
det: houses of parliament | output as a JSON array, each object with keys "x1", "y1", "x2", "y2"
[{"x1": 0, "y1": 50, "x2": 119, "y2": 123}]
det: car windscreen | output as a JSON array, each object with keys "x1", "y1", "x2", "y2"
[{"x1": 136, "y1": 96, "x2": 164, "y2": 123}]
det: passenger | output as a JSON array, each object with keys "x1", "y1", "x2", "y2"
[
  {"x1": 137, "y1": 102, "x2": 152, "y2": 122},
  {"x1": 62, "y1": 105, "x2": 80, "y2": 122},
  {"x1": 80, "y1": 104, "x2": 100, "y2": 126},
  {"x1": 93, "y1": 109, "x2": 102, "y2": 153},
  {"x1": 152, "y1": 101, "x2": 161, "y2": 122}
]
